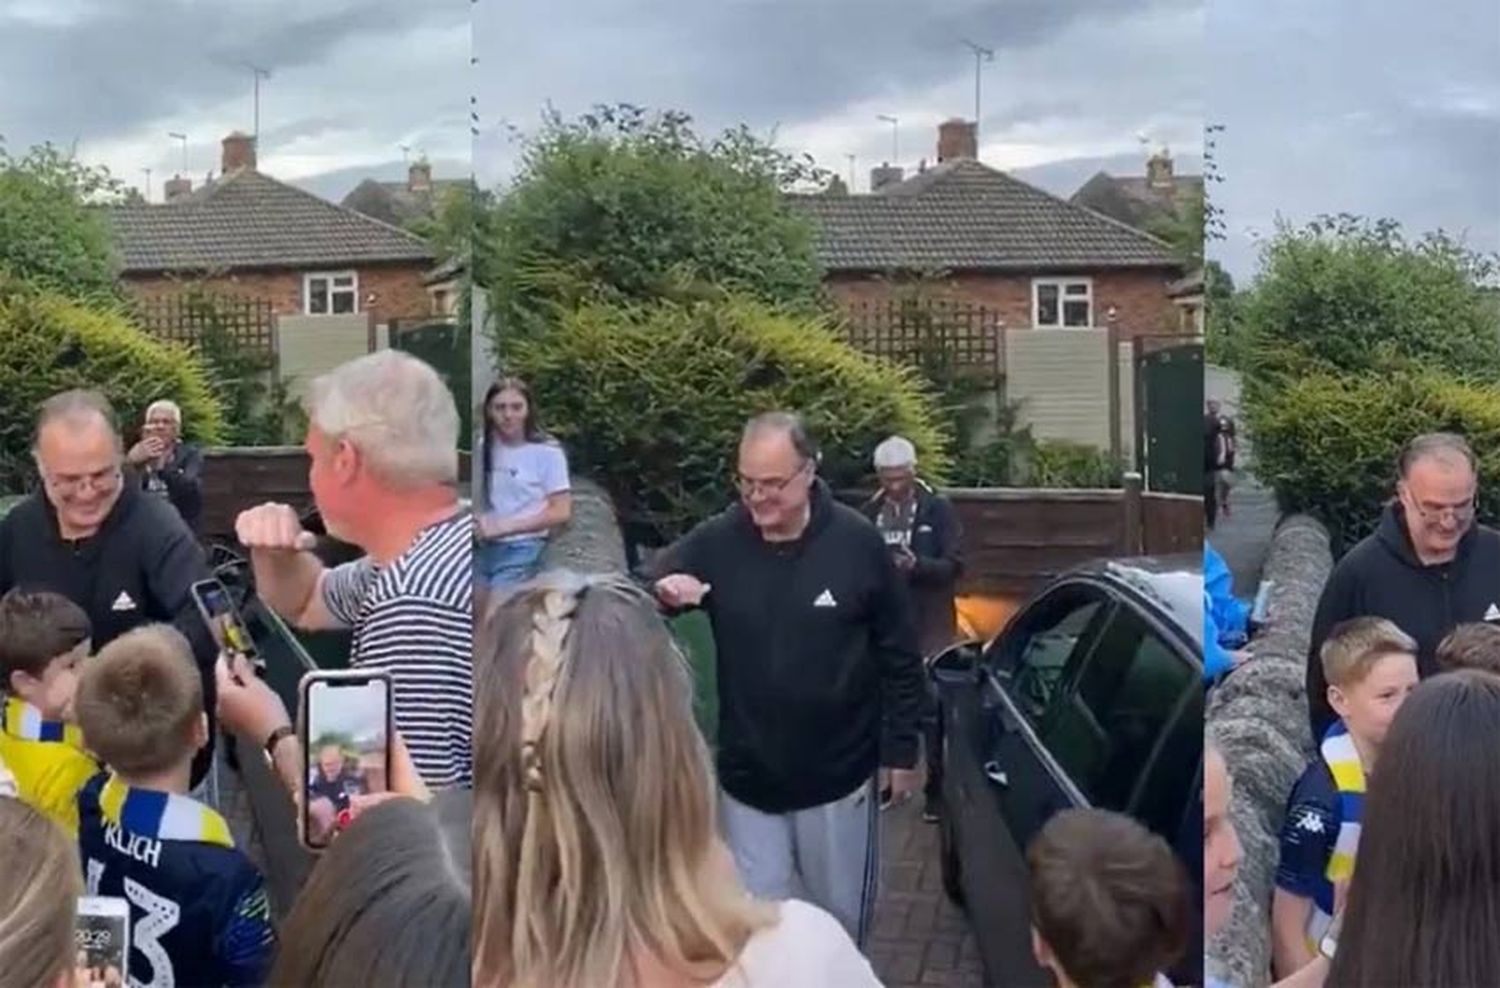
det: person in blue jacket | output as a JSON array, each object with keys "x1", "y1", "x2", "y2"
[{"x1": 1205, "y1": 543, "x2": 1252, "y2": 682}]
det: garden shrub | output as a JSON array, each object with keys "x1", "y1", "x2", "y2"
[
  {"x1": 1028, "y1": 440, "x2": 1126, "y2": 489},
  {"x1": 1245, "y1": 371, "x2": 1500, "y2": 552},
  {"x1": 503, "y1": 295, "x2": 952, "y2": 542},
  {"x1": 0, "y1": 277, "x2": 225, "y2": 492}
]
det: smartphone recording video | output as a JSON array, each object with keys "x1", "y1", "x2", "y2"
[
  {"x1": 299, "y1": 670, "x2": 393, "y2": 851},
  {"x1": 75, "y1": 896, "x2": 129, "y2": 988},
  {"x1": 190, "y1": 578, "x2": 261, "y2": 671}
]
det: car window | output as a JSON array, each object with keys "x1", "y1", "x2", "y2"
[
  {"x1": 986, "y1": 587, "x2": 1107, "y2": 725},
  {"x1": 1043, "y1": 605, "x2": 1196, "y2": 811}
]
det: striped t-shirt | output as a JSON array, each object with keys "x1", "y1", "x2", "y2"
[{"x1": 322, "y1": 509, "x2": 473, "y2": 789}]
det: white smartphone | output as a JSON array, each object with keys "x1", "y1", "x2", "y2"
[
  {"x1": 298, "y1": 669, "x2": 394, "y2": 851},
  {"x1": 75, "y1": 896, "x2": 130, "y2": 988}
]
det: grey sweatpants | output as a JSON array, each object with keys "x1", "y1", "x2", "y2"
[{"x1": 719, "y1": 778, "x2": 881, "y2": 947}]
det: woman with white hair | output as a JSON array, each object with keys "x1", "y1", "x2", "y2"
[{"x1": 128, "y1": 399, "x2": 204, "y2": 533}]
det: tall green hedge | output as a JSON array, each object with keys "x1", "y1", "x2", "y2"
[
  {"x1": 503, "y1": 295, "x2": 951, "y2": 542},
  {"x1": 1247, "y1": 371, "x2": 1500, "y2": 551},
  {"x1": 0, "y1": 278, "x2": 225, "y2": 491}
]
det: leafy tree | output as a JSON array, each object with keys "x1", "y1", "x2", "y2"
[
  {"x1": 489, "y1": 104, "x2": 829, "y2": 341},
  {"x1": 0, "y1": 140, "x2": 122, "y2": 300},
  {"x1": 1144, "y1": 187, "x2": 1205, "y2": 268},
  {"x1": 1238, "y1": 215, "x2": 1500, "y2": 388}
]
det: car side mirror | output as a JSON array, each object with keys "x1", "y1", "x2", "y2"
[{"x1": 931, "y1": 640, "x2": 983, "y2": 684}]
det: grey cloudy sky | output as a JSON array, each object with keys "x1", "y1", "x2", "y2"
[
  {"x1": 1209, "y1": 0, "x2": 1500, "y2": 282},
  {"x1": 474, "y1": 0, "x2": 1206, "y2": 199},
  {"x1": 0, "y1": 0, "x2": 469, "y2": 203}
]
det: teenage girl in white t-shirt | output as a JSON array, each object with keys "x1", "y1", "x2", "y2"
[
  {"x1": 476, "y1": 378, "x2": 572, "y2": 589},
  {"x1": 473, "y1": 571, "x2": 884, "y2": 988}
]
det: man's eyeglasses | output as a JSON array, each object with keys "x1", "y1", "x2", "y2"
[
  {"x1": 42, "y1": 466, "x2": 121, "y2": 496},
  {"x1": 1408, "y1": 496, "x2": 1476, "y2": 524},
  {"x1": 735, "y1": 460, "x2": 811, "y2": 497}
]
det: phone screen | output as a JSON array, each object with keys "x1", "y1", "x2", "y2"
[
  {"x1": 75, "y1": 897, "x2": 130, "y2": 988},
  {"x1": 302, "y1": 673, "x2": 392, "y2": 849},
  {"x1": 190, "y1": 579, "x2": 260, "y2": 666}
]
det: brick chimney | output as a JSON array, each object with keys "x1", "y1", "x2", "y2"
[
  {"x1": 1147, "y1": 149, "x2": 1174, "y2": 190},
  {"x1": 408, "y1": 160, "x2": 433, "y2": 193},
  {"x1": 870, "y1": 163, "x2": 905, "y2": 191},
  {"x1": 221, "y1": 132, "x2": 257, "y2": 173},
  {"x1": 937, "y1": 119, "x2": 978, "y2": 162},
  {"x1": 163, "y1": 174, "x2": 192, "y2": 201}
]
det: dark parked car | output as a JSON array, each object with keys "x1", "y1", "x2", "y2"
[{"x1": 931, "y1": 554, "x2": 1203, "y2": 987}]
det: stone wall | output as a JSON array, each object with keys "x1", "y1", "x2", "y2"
[
  {"x1": 537, "y1": 476, "x2": 627, "y2": 576},
  {"x1": 1206, "y1": 514, "x2": 1333, "y2": 987}
]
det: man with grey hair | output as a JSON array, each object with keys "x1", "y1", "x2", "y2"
[
  {"x1": 650, "y1": 411, "x2": 925, "y2": 947},
  {"x1": 0, "y1": 388, "x2": 218, "y2": 785},
  {"x1": 1305, "y1": 432, "x2": 1500, "y2": 738},
  {"x1": 128, "y1": 398, "x2": 204, "y2": 533},
  {"x1": 235, "y1": 350, "x2": 473, "y2": 789},
  {"x1": 860, "y1": 434, "x2": 962, "y2": 824}
]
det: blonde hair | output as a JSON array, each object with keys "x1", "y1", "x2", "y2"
[
  {"x1": 0, "y1": 798, "x2": 82, "y2": 988},
  {"x1": 473, "y1": 572, "x2": 775, "y2": 988},
  {"x1": 1321, "y1": 616, "x2": 1418, "y2": 690},
  {"x1": 75, "y1": 624, "x2": 202, "y2": 776}
]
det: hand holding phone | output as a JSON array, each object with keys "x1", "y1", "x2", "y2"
[{"x1": 190, "y1": 578, "x2": 263, "y2": 674}]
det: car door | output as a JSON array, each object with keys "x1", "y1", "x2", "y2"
[{"x1": 956, "y1": 582, "x2": 1113, "y2": 984}]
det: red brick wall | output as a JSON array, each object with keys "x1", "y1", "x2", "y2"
[
  {"x1": 123, "y1": 262, "x2": 433, "y2": 327},
  {"x1": 824, "y1": 268, "x2": 1184, "y2": 340}
]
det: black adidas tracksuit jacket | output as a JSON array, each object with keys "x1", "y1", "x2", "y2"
[
  {"x1": 1307, "y1": 502, "x2": 1500, "y2": 738},
  {"x1": 0, "y1": 484, "x2": 218, "y2": 783},
  {"x1": 653, "y1": 480, "x2": 925, "y2": 814}
]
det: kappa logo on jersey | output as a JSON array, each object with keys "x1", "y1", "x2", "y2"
[
  {"x1": 813, "y1": 589, "x2": 838, "y2": 608},
  {"x1": 1295, "y1": 809, "x2": 1326, "y2": 834},
  {"x1": 1484, "y1": 603, "x2": 1500, "y2": 623},
  {"x1": 111, "y1": 591, "x2": 137, "y2": 613}
]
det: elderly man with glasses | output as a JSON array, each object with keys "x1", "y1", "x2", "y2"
[
  {"x1": 1305, "y1": 432, "x2": 1500, "y2": 738},
  {"x1": 0, "y1": 389, "x2": 217, "y2": 785},
  {"x1": 649, "y1": 411, "x2": 925, "y2": 949}
]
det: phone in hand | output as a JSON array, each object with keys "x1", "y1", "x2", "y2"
[
  {"x1": 189, "y1": 578, "x2": 263, "y2": 674},
  {"x1": 75, "y1": 896, "x2": 130, "y2": 988},
  {"x1": 298, "y1": 669, "x2": 394, "y2": 851},
  {"x1": 1319, "y1": 909, "x2": 1343, "y2": 960}
]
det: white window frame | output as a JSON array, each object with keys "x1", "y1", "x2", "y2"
[
  {"x1": 304, "y1": 270, "x2": 359, "y2": 316},
  {"x1": 1032, "y1": 277, "x2": 1094, "y2": 329}
]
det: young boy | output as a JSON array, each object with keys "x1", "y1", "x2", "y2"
[
  {"x1": 1272, "y1": 616, "x2": 1418, "y2": 978},
  {"x1": 1435, "y1": 621, "x2": 1500, "y2": 675},
  {"x1": 0, "y1": 588, "x2": 102, "y2": 834},
  {"x1": 1027, "y1": 807, "x2": 1190, "y2": 988},
  {"x1": 74, "y1": 623, "x2": 274, "y2": 987}
]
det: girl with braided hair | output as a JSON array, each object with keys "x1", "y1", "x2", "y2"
[{"x1": 473, "y1": 571, "x2": 882, "y2": 988}]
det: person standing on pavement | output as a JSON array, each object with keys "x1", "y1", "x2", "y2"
[
  {"x1": 649, "y1": 412, "x2": 926, "y2": 948},
  {"x1": 0, "y1": 389, "x2": 217, "y2": 787},
  {"x1": 234, "y1": 350, "x2": 474, "y2": 789},
  {"x1": 1305, "y1": 432, "x2": 1500, "y2": 739},
  {"x1": 127, "y1": 399, "x2": 204, "y2": 534},
  {"x1": 859, "y1": 435, "x2": 962, "y2": 824}
]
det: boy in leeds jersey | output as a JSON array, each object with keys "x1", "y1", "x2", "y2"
[
  {"x1": 0, "y1": 589, "x2": 103, "y2": 835},
  {"x1": 74, "y1": 624, "x2": 274, "y2": 987}
]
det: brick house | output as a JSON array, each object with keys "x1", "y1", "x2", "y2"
[
  {"x1": 110, "y1": 133, "x2": 437, "y2": 328},
  {"x1": 341, "y1": 160, "x2": 472, "y2": 229},
  {"x1": 788, "y1": 121, "x2": 1186, "y2": 341}
]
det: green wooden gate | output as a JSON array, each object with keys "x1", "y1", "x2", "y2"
[
  {"x1": 1135, "y1": 341, "x2": 1204, "y2": 495},
  {"x1": 391, "y1": 320, "x2": 472, "y2": 448}
]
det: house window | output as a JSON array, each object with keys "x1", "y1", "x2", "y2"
[
  {"x1": 304, "y1": 272, "x2": 358, "y2": 315},
  {"x1": 1033, "y1": 278, "x2": 1093, "y2": 328}
]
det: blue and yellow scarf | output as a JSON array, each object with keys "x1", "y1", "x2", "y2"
[
  {"x1": 1306, "y1": 720, "x2": 1365, "y2": 951},
  {"x1": 98, "y1": 774, "x2": 234, "y2": 848},
  {"x1": 2, "y1": 696, "x2": 85, "y2": 748}
]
